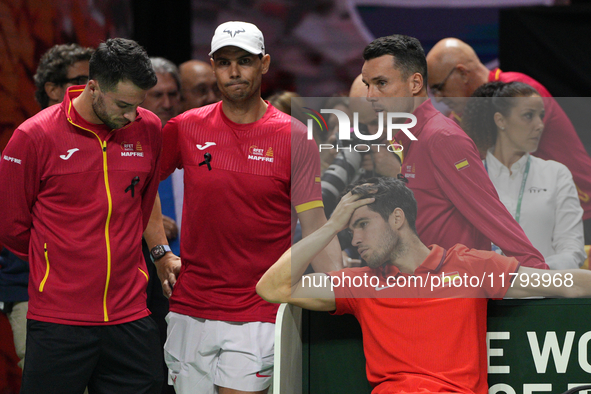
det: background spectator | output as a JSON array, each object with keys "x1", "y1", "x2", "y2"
[
  {"x1": 179, "y1": 60, "x2": 221, "y2": 111},
  {"x1": 462, "y1": 82, "x2": 585, "y2": 269}
]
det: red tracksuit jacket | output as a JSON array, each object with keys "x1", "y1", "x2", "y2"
[
  {"x1": 397, "y1": 99, "x2": 547, "y2": 269},
  {"x1": 0, "y1": 87, "x2": 162, "y2": 325}
]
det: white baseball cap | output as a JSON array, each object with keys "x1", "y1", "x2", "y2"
[{"x1": 209, "y1": 21, "x2": 265, "y2": 57}]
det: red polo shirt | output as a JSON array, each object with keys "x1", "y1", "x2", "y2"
[
  {"x1": 160, "y1": 102, "x2": 322, "y2": 323},
  {"x1": 487, "y1": 68, "x2": 591, "y2": 220},
  {"x1": 329, "y1": 244, "x2": 520, "y2": 394},
  {"x1": 396, "y1": 99, "x2": 547, "y2": 269}
]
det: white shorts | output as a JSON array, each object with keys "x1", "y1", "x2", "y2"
[{"x1": 164, "y1": 312, "x2": 274, "y2": 394}]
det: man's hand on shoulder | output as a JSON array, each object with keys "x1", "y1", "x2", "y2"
[{"x1": 154, "y1": 253, "x2": 181, "y2": 298}]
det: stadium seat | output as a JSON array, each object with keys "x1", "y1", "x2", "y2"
[{"x1": 273, "y1": 303, "x2": 303, "y2": 394}]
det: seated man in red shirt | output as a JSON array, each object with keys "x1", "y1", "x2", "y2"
[{"x1": 257, "y1": 177, "x2": 591, "y2": 394}]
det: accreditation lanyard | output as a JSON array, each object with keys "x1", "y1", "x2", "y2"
[{"x1": 484, "y1": 155, "x2": 531, "y2": 224}]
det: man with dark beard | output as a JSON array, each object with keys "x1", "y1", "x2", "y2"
[{"x1": 0, "y1": 38, "x2": 164, "y2": 394}]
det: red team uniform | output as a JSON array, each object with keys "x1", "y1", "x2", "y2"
[
  {"x1": 160, "y1": 101, "x2": 322, "y2": 323},
  {"x1": 0, "y1": 87, "x2": 162, "y2": 325},
  {"x1": 329, "y1": 244, "x2": 520, "y2": 394},
  {"x1": 396, "y1": 100, "x2": 547, "y2": 269}
]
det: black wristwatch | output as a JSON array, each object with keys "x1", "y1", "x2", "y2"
[{"x1": 150, "y1": 245, "x2": 172, "y2": 261}]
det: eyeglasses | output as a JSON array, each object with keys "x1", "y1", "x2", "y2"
[
  {"x1": 58, "y1": 75, "x2": 89, "y2": 86},
  {"x1": 429, "y1": 66, "x2": 457, "y2": 96}
]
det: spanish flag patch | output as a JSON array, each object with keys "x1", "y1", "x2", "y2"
[
  {"x1": 443, "y1": 272, "x2": 460, "y2": 284},
  {"x1": 454, "y1": 159, "x2": 470, "y2": 171}
]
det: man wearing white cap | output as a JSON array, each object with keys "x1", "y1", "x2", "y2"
[{"x1": 144, "y1": 21, "x2": 341, "y2": 394}]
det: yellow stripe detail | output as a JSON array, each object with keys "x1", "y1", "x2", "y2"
[
  {"x1": 315, "y1": 176, "x2": 321, "y2": 183},
  {"x1": 455, "y1": 160, "x2": 469, "y2": 170},
  {"x1": 388, "y1": 139, "x2": 403, "y2": 163},
  {"x1": 494, "y1": 69, "x2": 501, "y2": 81},
  {"x1": 138, "y1": 267, "x2": 149, "y2": 282},
  {"x1": 295, "y1": 200, "x2": 324, "y2": 213},
  {"x1": 39, "y1": 243, "x2": 50, "y2": 292},
  {"x1": 577, "y1": 185, "x2": 590, "y2": 203},
  {"x1": 66, "y1": 116, "x2": 113, "y2": 322},
  {"x1": 101, "y1": 140, "x2": 113, "y2": 322},
  {"x1": 582, "y1": 245, "x2": 590, "y2": 270}
]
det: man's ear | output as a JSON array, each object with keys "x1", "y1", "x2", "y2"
[
  {"x1": 456, "y1": 64, "x2": 470, "y2": 83},
  {"x1": 261, "y1": 54, "x2": 271, "y2": 75},
  {"x1": 44, "y1": 82, "x2": 65, "y2": 103},
  {"x1": 409, "y1": 72, "x2": 423, "y2": 95},
  {"x1": 87, "y1": 80, "x2": 100, "y2": 97},
  {"x1": 389, "y1": 208, "x2": 406, "y2": 231}
]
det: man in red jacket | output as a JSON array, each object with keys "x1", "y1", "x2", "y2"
[
  {"x1": 0, "y1": 38, "x2": 164, "y2": 394},
  {"x1": 358, "y1": 34, "x2": 546, "y2": 269},
  {"x1": 426, "y1": 38, "x2": 591, "y2": 242}
]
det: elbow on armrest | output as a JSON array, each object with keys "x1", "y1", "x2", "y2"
[
  {"x1": 256, "y1": 279, "x2": 288, "y2": 304},
  {"x1": 255, "y1": 280, "x2": 272, "y2": 302}
]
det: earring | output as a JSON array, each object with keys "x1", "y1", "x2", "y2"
[{"x1": 501, "y1": 127, "x2": 505, "y2": 130}]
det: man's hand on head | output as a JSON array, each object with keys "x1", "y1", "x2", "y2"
[
  {"x1": 327, "y1": 191, "x2": 375, "y2": 233},
  {"x1": 154, "y1": 252, "x2": 181, "y2": 298}
]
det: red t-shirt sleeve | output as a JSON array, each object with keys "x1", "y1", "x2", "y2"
[
  {"x1": 0, "y1": 129, "x2": 40, "y2": 259},
  {"x1": 485, "y1": 253, "x2": 521, "y2": 299},
  {"x1": 327, "y1": 269, "x2": 358, "y2": 316},
  {"x1": 429, "y1": 131, "x2": 547, "y2": 269},
  {"x1": 160, "y1": 114, "x2": 182, "y2": 181},
  {"x1": 140, "y1": 117, "x2": 163, "y2": 231},
  {"x1": 291, "y1": 118, "x2": 323, "y2": 213},
  {"x1": 453, "y1": 246, "x2": 521, "y2": 298}
]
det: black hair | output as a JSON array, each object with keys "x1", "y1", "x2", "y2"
[
  {"x1": 461, "y1": 82, "x2": 540, "y2": 157},
  {"x1": 34, "y1": 43, "x2": 95, "y2": 109},
  {"x1": 363, "y1": 35, "x2": 428, "y2": 83},
  {"x1": 346, "y1": 177, "x2": 418, "y2": 235},
  {"x1": 89, "y1": 38, "x2": 157, "y2": 92}
]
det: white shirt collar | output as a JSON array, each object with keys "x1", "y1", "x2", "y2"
[{"x1": 485, "y1": 148, "x2": 529, "y2": 178}]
